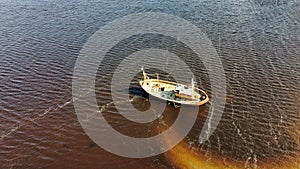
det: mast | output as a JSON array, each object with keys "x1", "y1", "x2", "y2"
[
  {"x1": 191, "y1": 78, "x2": 195, "y2": 98},
  {"x1": 141, "y1": 67, "x2": 148, "y2": 80}
]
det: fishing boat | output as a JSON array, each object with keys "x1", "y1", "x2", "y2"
[{"x1": 139, "y1": 68, "x2": 209, "y2": 108}]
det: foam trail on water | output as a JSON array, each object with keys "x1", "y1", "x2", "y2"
[
  {"x1": 1, "y1": 99, "x2": 73, "y2": 140},
  {"x1": 0, "y1": 91, "x2": 139, "y2": 140}
]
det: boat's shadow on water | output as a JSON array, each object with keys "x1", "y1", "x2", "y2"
[
  {"x1": 128, "y1": 87, "x2": 149, "y2": 98},
  {"x1": 113, "y1": 87, "x2": 149, "y2": 98}
]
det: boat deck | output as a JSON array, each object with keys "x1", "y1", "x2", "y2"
[{"x1": 139, "y1": 79, "x2": 209, "y2": 106}]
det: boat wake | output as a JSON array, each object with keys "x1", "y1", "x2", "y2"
[{"x1": 1, "y1": 99, "x2": 73, "y2": 140}]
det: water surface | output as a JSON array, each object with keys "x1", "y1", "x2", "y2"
[{"x1": 1, "y1": 0, "x2": 300, "y2": 168}]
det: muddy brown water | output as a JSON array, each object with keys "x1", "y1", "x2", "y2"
[{"x1": 1, "y1": 0, "x2": 300, "y2": 168}]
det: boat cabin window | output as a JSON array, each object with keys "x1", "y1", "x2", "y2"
[{"x1": 175, "y1": 84, "x2": 183, "y2": 91}]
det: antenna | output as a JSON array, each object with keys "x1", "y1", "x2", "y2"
[{"x1": 155, "y1": 73, "x2": 159, "y2": 81}]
